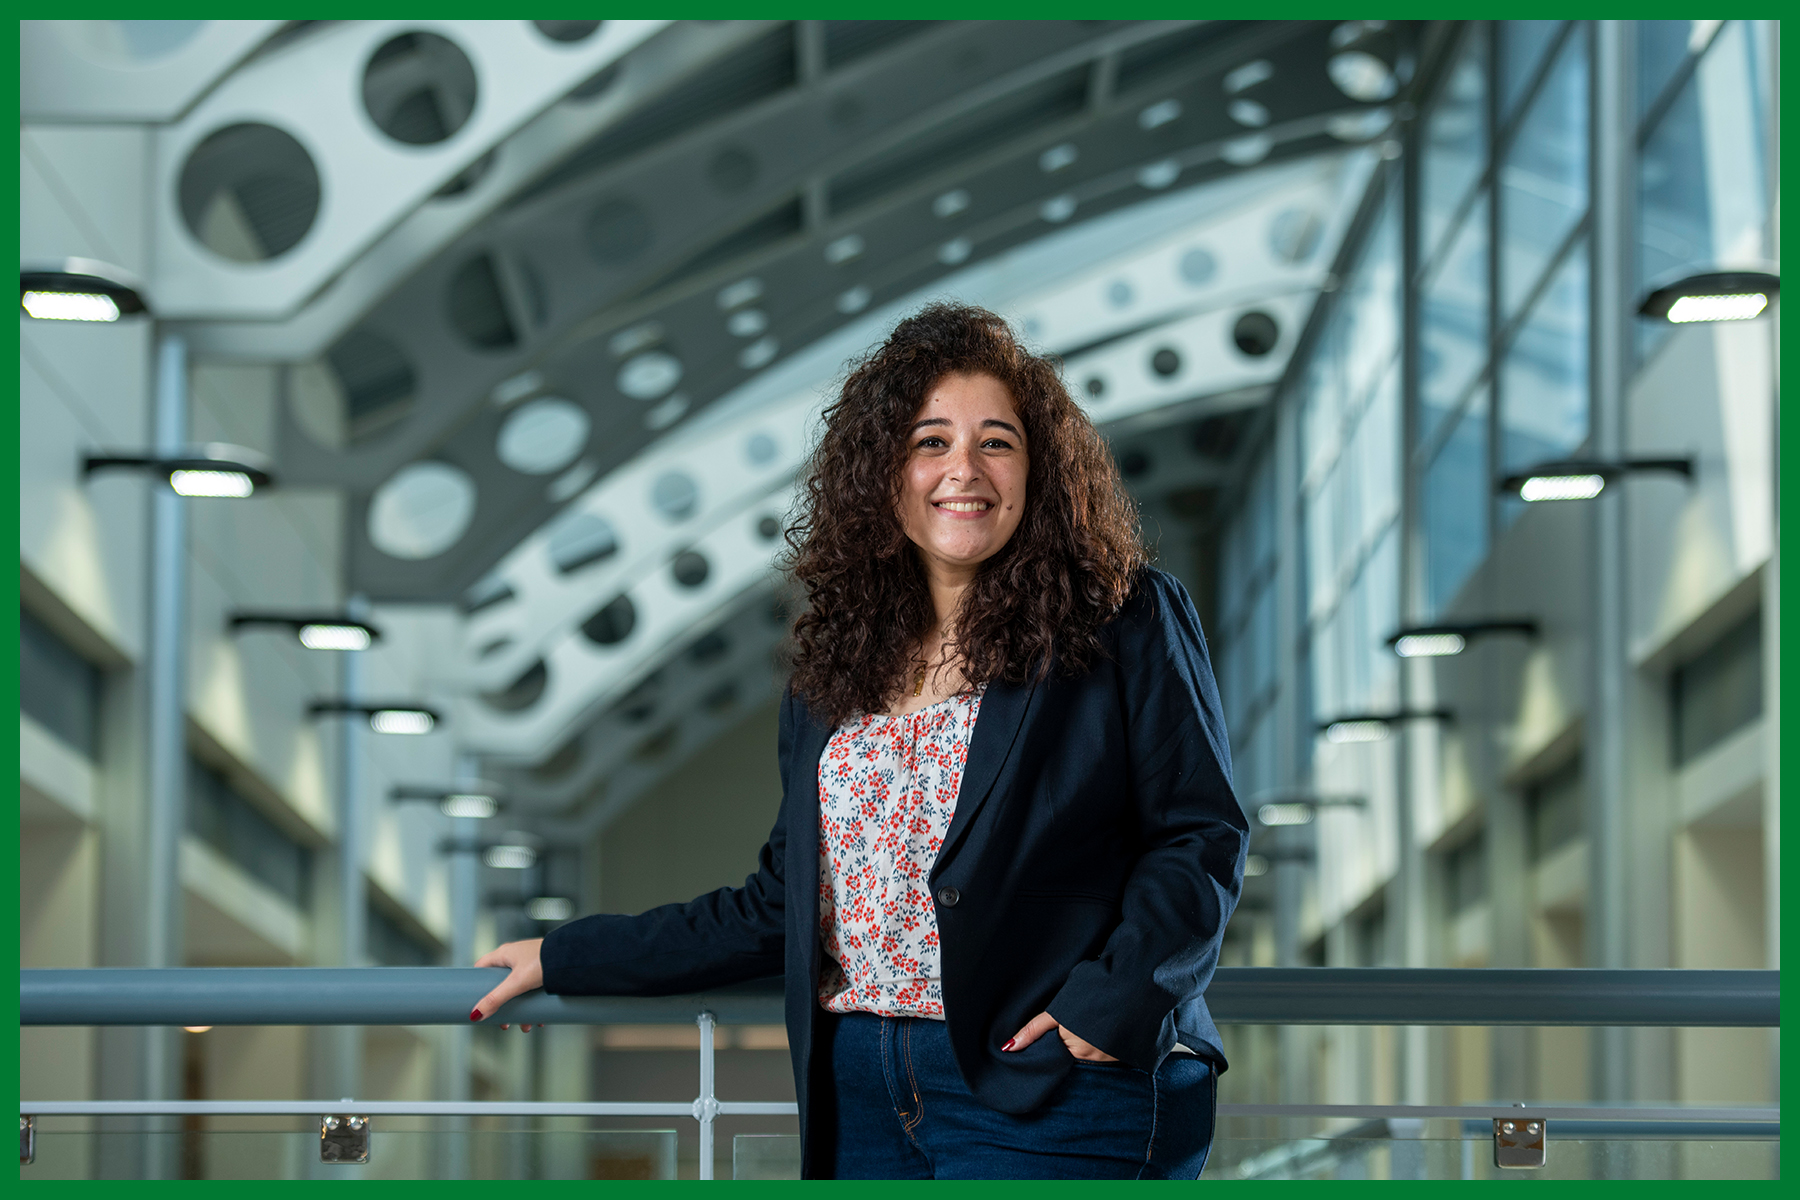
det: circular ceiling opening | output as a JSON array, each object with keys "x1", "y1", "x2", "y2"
[
  {"x1": 671, "y1": 550, "x2": 710, "y2": 589},
  {"x1": 498, "y1": 397, "x2": 589, "y2": 475},
  {"x1": 481, "y1": 659, "x2": 548, "y2": 713},
  {"x1": 651, "y1": 471, "x2": 699, "y2": 521},
  {"x1": 289, "y1": 329, "x2": 417, "y2": 450},
  {"x1": 617, "y1": 351, "x2": 682, "y2": 400},
  {"x1": 1150, "y1": 347, "x2": 1183, "y2": 378},
  {"x1": 567, "y1": 62, "x2": 623, "y2": 102},
  {"x1": 368, "y1": 461, "x2": 476, "y2": 560},
  {"x1": 65, "y1": 20, "x2": 206, "y2": 66},
  {"x1": 745, "y1": 432, "x2": 778, "y2": 465},
  {"x1": 533, "y1": 20, "x2": 602, "y2": 42},
  {"x1": 547, "y1": 511, "x2": 619, "y2": 574},
  {"x1": 1178, "y1": 246, "x2": 1218, "y2": 287},
  {"x1": 757, "y1": 514, "x2": 783, "y2": 541},
  {"x1": 362, "y1": 32, "x2": 478, "y2": 145},
  {"x1": 434, "y1": 148, "x2": 496, "y2": 200},
  {"x1": 1233, "y1": 311, "x2": 1281, "y2": 357},
  {"x1": 446, "y1": 253, "x2": 519, "y2": 350},
  {"x1": 581, "y1": 594, "x2": 637, "y2": 646},
  {"x1": 178, "y1": 123, "x2": 321, "y2": 262}
]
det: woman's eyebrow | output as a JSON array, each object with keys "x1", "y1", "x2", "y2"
[{"x1": 909, "y1": 417, "x2": 1023, "y2": 437}]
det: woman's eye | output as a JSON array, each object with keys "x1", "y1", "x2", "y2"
[
  {"x1": 917, "y1": 436, "x2": 946, "y2": 449},
  {"x1": 982, "y1": 438, "x2": 1013, "y2": 450}
]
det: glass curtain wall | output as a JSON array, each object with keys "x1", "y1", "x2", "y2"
[{"x1": 1206, "y1": 19, "x2": 1776, "y2": 1108}]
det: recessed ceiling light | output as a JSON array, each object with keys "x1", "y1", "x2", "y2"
[
  {"x1": 1228, "y1": 99, "x2": 1271, "y2": 128},
  {"x1": 932, "y1": 189, "x2": 971, "y2": 218},
  {"x1": 1138, "y1": 99, "x2": 1182, "y2": 130},
  {"x1": 1223, "y1": 59, "x2": 1274, "y2": 94},
  {"x1": 825, "y1": 234, "x2": 864, "y2": 265},
  {"x1": 716, "y1": 277, "x2": 763, "y2": 309}
]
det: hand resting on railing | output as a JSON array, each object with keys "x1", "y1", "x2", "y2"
[{"x1": 473, "y1": 938, "x2": 545, "y2": 1031}]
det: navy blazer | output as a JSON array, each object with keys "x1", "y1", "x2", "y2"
[{"x1": 540, "y1": 568, "x2": 1248, "y2": 1176}]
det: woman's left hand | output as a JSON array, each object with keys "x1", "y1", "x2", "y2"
[{"x1": 1002, "y1": 1012, "x2": 1118, "y2": 1061}]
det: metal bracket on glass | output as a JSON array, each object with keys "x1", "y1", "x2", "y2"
[
  {"x1": 320, "y1": 1114, "x2": 371, "y2": 1164},
  {"x1": 20, "y1": 1114, "x2": 34, "y2": 1165},
  {"x1": 1493, "y1": 1116, "x2": 1547, "y2": 1169}
]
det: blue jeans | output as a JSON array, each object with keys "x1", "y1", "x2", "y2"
[{"x1": 825, "y1": 1011, "x2": 1217, "y2": 1179}]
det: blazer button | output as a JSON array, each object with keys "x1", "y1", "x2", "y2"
[{"x1": 936, "y1": 887, "x2": 961, "y2": 907}]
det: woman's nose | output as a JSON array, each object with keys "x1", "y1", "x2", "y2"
[{"x1": 946, "y1": 445, "x2": 980, "y2": 483}]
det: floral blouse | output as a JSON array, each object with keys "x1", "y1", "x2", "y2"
[{"x1": 816, "y1": 688, "x2": 984, "y2": 1019}]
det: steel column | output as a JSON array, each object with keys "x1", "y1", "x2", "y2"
[
  {"x1": 1587, "y1": 19, "x2": 1632, "y2": 1102},
  {"x1": 328, "y1": 594, "x2": 372, "y2": 1106},
  {"x1": 142, "y1": 331, "x2": 190, "y2": 1178}
]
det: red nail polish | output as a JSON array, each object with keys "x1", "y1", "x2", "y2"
[
  {"x1": 1002, "y1": 1039, "x2": 1016, "y2": 1051},
  {"x1": 470, "y1": 1009, "x2": 482, "y2": 1022}
]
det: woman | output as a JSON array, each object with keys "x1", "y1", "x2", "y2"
[{"x1": 472, "y1": 303, "x2": 1248, "y2": 1179}]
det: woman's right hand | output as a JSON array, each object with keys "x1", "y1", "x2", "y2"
[{"x1": 473, "y1": 938, "x2": 545, "y2": 1030}]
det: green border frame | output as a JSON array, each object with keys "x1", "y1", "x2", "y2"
[{"x1": 8, "y1": 10, "x2": 1788, "y2": 1193}]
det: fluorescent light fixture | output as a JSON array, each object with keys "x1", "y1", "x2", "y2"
[
  {"x1": 1638, "y1": 269, "x2": 1778, "y2": 323},
  {"x1": 20, "y1": 259, "x2": 149, "y2": 320},
  {"x1": 527, "y1": 896, "x2": 573, "y2": 921},
  {"x1": 1519, "y1": 473, "x2": 1605, "y2": 502},
  {"x1": 169, "y1": 468, "x2": 256, "y2": 498},
  {"x1": 1500, "y1": 458, "x2": 1692, "y2": 502},
  {"x1": 233, "y1": 613, "x2": 381, "y2": 651},
  {"x1": 313, "y1": 700, "x2": 443, "y2": 732},
  {"x1": 1243, "y1": 854, "x2": 1270, "y2": 878},
  {"x1": 1668, "y1": 293, "x2": 1768, "y2": 323},
  {"x1": 298, "y1": 623, "x2": 374, "y2": 651},
  {"x1": 183, "y1": 1026, "x2": 213, "y2": 1034},
  {"x1": 370, "y1": 708, "x2": 435, "y2": 735},
  {"x1": 1257, "y1": 802, "x2": 1315, "y2": 826},
  {"x1": 1319, "y1": 709, "x2": 1454, "y2": 742},
  {"x1": 441, "y1": 793, "x2": 500, "y2": 819},
  {"x1": 485, "y1": 844, "x2": 538, "y2": 870},
  {"x1": 1387, "y1": 620, "x2": 1538, "y2": 658},
  {"x1": 1324, "y1": 719, "x2": 1391, "y2": 744},
  {"x1": 1394, "y1": 632, "x2": 1467, "y2": 657},
  {"x1": 86, "y1": 443, "x2": 273, "y2": 498},
  {"x1": 21, "y1": 290, "x2": 120, "y2": 322}
]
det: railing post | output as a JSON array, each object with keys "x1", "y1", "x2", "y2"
[{"x1": 693, "y1": 1010, "x2": 717, "y2": 1179}]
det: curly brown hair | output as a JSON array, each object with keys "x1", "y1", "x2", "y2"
[{"x1": 783, "y1": 302, "x2": 1147, "y2": 726}]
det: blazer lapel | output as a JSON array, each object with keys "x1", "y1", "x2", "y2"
[
  {"x1": 788, "y1": 708, "x2": 833, "y2": 983},
  {"x1": 937, "y1": 676, "x2": 1037, "y2": 866}
]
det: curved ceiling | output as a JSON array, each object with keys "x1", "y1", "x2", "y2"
[{"x1": 29, "y1": 18, "x2": 1431, "y2": 841}]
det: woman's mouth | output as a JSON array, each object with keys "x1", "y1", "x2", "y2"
[{"x1": 934, "y1": 500, "x2": 992, "y2": 513}]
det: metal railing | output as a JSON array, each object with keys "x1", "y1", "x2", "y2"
[{"x1": 19, "y1": 967, "x2": 1780, "y2": 1178}]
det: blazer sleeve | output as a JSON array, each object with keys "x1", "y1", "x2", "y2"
[
  {"x1": 1046, "y1": 569, "x2": 1249, "y2": 1068},
  {"x1": 537, "y1": 689, "x2": 796, "y2": 996}
]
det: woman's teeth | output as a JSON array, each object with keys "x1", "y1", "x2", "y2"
[{"x1": 937, "y1": 501, "x2": 990, "y2": 512}]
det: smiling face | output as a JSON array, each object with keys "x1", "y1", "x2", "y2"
[{"x1": 896, "y1": 371, "x2": 1030, "y2": 586}]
